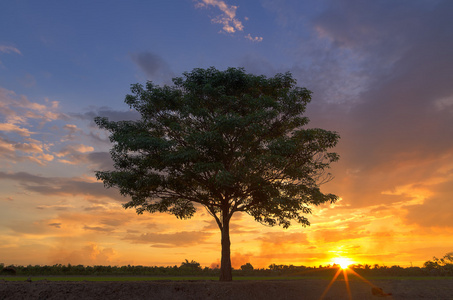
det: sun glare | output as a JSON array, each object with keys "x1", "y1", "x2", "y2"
[{"x1": 333, "y1": 257, "x2": 352, "y2": 269}]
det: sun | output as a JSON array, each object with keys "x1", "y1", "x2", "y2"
[{"x1": 333, "y1": 257, "x2": 352, "y2": 269}]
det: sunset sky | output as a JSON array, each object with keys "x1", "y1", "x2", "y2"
[{"x1": 1, "y1": 0, "x2": 453, "y2": 269}]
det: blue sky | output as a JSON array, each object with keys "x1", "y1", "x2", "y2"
[{"x1": 1, "y1": 0, "x2": 453, "y2": 268}]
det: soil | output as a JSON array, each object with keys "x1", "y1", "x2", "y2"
[{"x1": 1, "y1": 278, "x2": 453, "y2": 300}]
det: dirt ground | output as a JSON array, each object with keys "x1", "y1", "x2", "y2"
[{"x1": 1, "y1": 278, "x2": 453, "y2": 300}]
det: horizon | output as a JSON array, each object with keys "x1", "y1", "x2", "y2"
[
  {"x1": 1, "y1": 0, "x2": 453, "y2": 270},
  {"x1": 0, "y1": 257, "x2": 439, "y2": 269}
]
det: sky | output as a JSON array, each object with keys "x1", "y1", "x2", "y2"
[{"x1": 1, "y1": 0, "x2": 453, "y2": 269}]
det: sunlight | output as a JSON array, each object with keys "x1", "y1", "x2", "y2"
[
  {"x1": 320, "y1": 261, "x2": 393, "y2": 300},
  {"x1": 333, "y1": 257, "x2": 353, "y2": 269}
]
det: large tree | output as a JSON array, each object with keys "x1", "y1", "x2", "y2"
[{"x1": 95, "y1": 67, "x2": 339, "y2": 281}]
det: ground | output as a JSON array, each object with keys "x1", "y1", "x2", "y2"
[{"x1": 1, "y1": 278, "x2": 453, "y2": 299}]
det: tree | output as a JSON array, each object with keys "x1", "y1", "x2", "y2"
[
  {"x1": 240, "y1": 262, "x2": 254, "y2": 271},
  {"x1": 179, "y1": 259, "x2": 201, "y2": 273},
  {"x1": 95, "y1": 67, "x2": 339, "y2": 281},
  {"x1": 424, "y1": 251, "x2": 453, "y2": 275}
]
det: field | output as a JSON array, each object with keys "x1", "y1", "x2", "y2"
[{"x1": 1, "y1": 276, "x2": 453, "y2": 299}]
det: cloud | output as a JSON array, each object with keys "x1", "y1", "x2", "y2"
[
  {"x1": 60, "y1": 124, "x2": 81, "y2": 141},
  {"x1": 63, "y1": 124, "x2": 78, "y2": 131},
  {"x1": 251, "y1": 231, "x2": 311, "y2": 266},
  {"x1": 230, "y1": 252, "x2": 254, "y2": 269},
  {"x1": 195, "y1": 0, "x2": 262, "y2": 41},
  {"x1": 0, "y1": 45, "x2": 21, "y2": 65},
  {"x1": 0, "y1": 87, "x2": 69, "y2": 165},
  {"x1": 245, "y1": 33, "x2": 263, "y2": 42},
  {"x1": 313, "y1": 227, "x2": 366, "y2": 244},
  {"x1": 196, "y1": 0, "x2": 242, "y2": 32},
  {"x1": 0, "y1": 171, "x2": 124, "y2": 201},
  {"x1": 28, "y1": 153, "x2": 54, "y2": 165},
  {"x1": 49, "y1": 142, "x2": 114, "y2": 170},
  {"x1": 0, "y1": 45, "x2": 21, "y2": 55},
  {"x1": 257, "y1": 232, "x2": 308, "y2": 245},
  {"x1": 0, "y1": 88, "x2": 64, "y2": 125},
  {"x1": 49, "y1": 243, "x2": 118, "y2": 266},
  {"x1": 46, "y1": 209, "x2": 138, "y2": 232},
  {"x1": 297, "y1": 1, "x2": 453, "y2": 215},
  {"x1": 76, "y1": 107, "x2": 140, "y2": 123},
  {"x1": 49, "y1": 223, "x2": 62, "y2": 228},
  {"x1": 83, "y1": 225, "x2": 114, "y2": 233},
  {"x1": 123, "y1": 231, "x2": 214, "y2": 248},
  {"x1": 0, "y1": 90, "x2": 120, "y2": 169},
  {"x1": 84, "y1": 151, "x2": 114, "y2": 170},
  {"x1": 0, "y1": 136, "x2": 18, "y2": 160},
  {"x1": 0, "y1": 123, "x2": 33, "y2": 136},
  {"x1": 7, "y1": 219, "x2": 61, "y2": 235},
  {"x1": 65, "y1": 107, "x2": 139, "y2": 151},
  {"x1": 130, "y1": 52, "x2": 174, "y2": 83},
  {"x1": 0, "y1": 135, "x2": 56, "y2": 165},
  {"x1": 36, "y1": 205, "x2": 71, "y2": 211},
  {"x1": 404, "y1": 181, "x2": 453, "y2": 228},
  {"x1": 14, "y1": 141, "x2": 44, "y2": 153},
  {"x1": 56, "y1": 144, "x2": 94, "y2": 157}
]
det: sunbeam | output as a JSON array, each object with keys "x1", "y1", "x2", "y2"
[
  {"x1": 319, "y1": 265, "x2": 393, "y2": 299},
  {"x1": 319, "y1": 267, "x2": 342, "y2": 300}
]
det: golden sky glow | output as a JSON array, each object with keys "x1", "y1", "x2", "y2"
[
  {"x1": 332, "y1": 257, "x2": 353, "y2": 269},
  {"x1": 1, "y1": 1, "x2": 453, "y2": 269}
]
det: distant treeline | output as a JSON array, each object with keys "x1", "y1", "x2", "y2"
[{"x1": 1, "y1": 252, "x2": 452, "y2": 277}]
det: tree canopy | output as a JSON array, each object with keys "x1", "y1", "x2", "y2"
[{"x1": 95, "y1": 67, "x2": 339, "y2": 281}]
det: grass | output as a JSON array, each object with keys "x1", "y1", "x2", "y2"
[
  {"x1": 1, "y1": 275, "x2": 452, "y2": 282},
  {"x1": 364, "y1": 276, "x2": 453, "y2": 280},
  {"x1": 1, "y1": 276, "x2": 319, "y2": 282}
]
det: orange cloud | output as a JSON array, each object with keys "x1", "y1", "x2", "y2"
[
  {"x1": 14, "y1": 142, "x2": 44, "y2": 153},
  {"x1": 245, "y1": 33, "x2": 263, "y2": 42},
  {"x1": 195, "y1": 0, "x2": 262, "y2": 41},
  {"x1": 55, "y1": 144, "x2": 95, "y2": 158},
  {"x1": 123, "y1": 231, "x2": 214, "y2": 248},
  {"x1": 230, "y1": 252, "x2": 254, "y2": 269},
  {"x1": 49, "y1": 243, "x2": 119, "y2": 266},
  {"x1": 0, "y1": 123, "x2": 32, "y2": 136},
  {"x1": 0, "y1": 137, "x2": 15, "y2": 157}
]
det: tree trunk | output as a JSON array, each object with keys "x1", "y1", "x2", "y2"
[{"x1": 219, "y1": 209, "x2": 232, "y2": 281}]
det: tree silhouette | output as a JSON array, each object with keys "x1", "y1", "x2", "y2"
[
  {"x1": 95, "y1": 67, "x2": 339, "y2": 281},
  {"x1": 240, "y1": 263, "x2": 254, "y2": 271}
]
